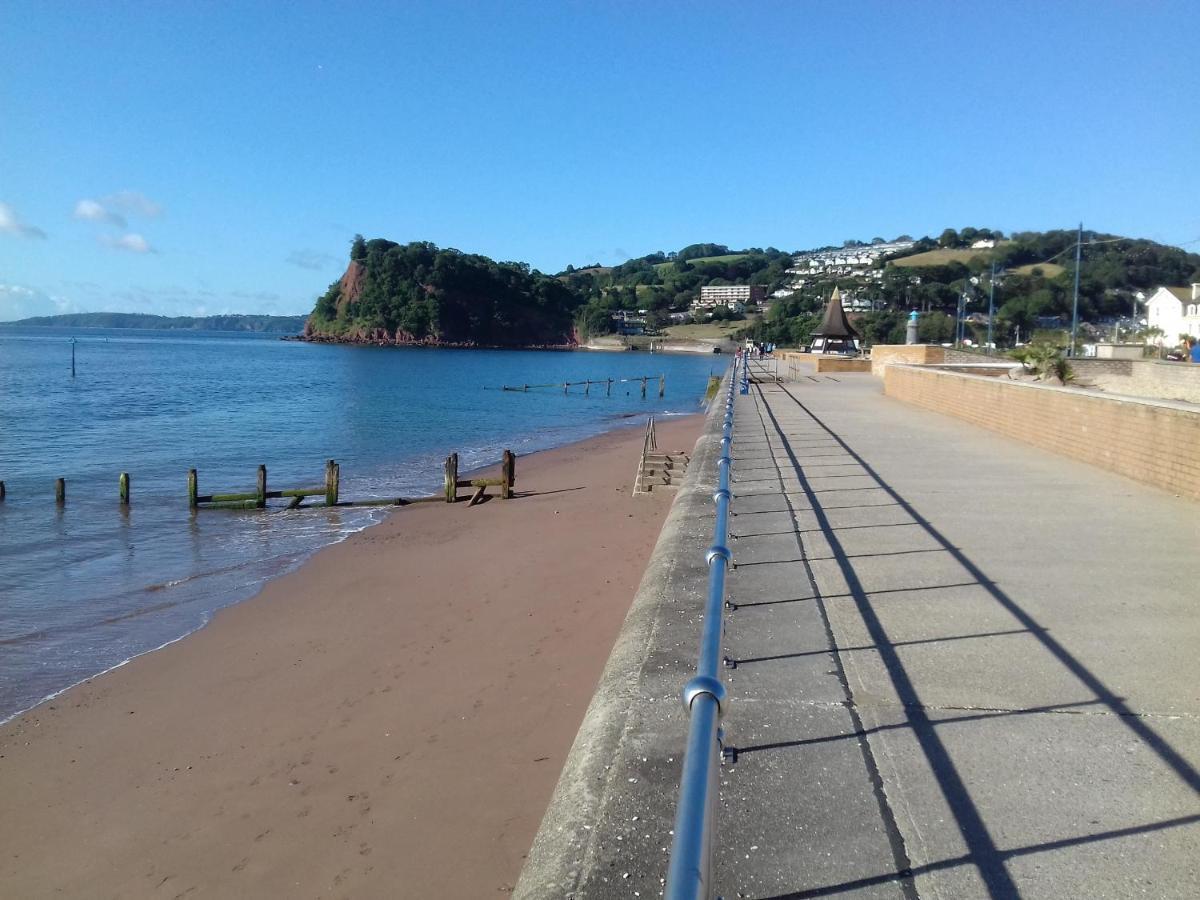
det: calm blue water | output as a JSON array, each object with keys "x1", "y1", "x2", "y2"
[{"x1": 0, "y1": 327, "x2": 725, "y2": 720}]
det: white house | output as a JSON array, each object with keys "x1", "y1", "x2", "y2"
[
  {"x1": 1145, "y1": 284, "x2": 1200, "y2": 344},
  {"x1": 970, "y1": 238, "x2": 997, "y2": 250}
]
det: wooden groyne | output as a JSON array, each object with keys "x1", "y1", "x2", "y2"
[
  {"x1": 0, "y1": 454, "x2": 516, "y2": 511},
  {"x1": 494, "y1": 374, "x2": 665, "y2": 398},
  {"x1": 189, "y1": 452, "x2": 516, "y2": 511}
]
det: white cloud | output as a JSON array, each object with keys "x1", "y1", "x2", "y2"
[
  {"x1": 286, "y1": 249, "x2": 340, "y2": 270},
  {"x1": 101, "y1": 232, "x2": 154, "y2": 254},
  {"x1": 0, "y1": 283, "x2": 80, "y2": 321},
  {"x1": 0, "y1": 202, "x2": 47, "y2": 239},
  {"x1": 73, "y1": 199, "x2": 127, "y2": 228}
]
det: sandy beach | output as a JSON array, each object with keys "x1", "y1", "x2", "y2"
[{"x1": 0, "y1": 414, "x2": 703, "y2": 898}]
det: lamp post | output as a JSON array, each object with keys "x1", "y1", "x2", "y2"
[
  {"x1": 1069, "y1": 221, "x2": 1083, "y2": 357},
  {"x1": 986, "y1": 262, "x2": 996, "y2": 355}
]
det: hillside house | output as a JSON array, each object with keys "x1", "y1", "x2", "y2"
[{"x1": 1145, "y1": 284, "x2": 1200, "y2": 344}]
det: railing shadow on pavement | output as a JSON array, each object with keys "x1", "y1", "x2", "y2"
[{"x1": 721, "y1": 381, "x2": 1200, "y2": 900}]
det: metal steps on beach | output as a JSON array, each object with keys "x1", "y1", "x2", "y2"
[{"x1": 633, "y1": 418, "x2": 690, "y2": 494}]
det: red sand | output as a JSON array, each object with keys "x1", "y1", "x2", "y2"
[{"x1": 0, "y1": 415, "x2": 703, "y2": 898}]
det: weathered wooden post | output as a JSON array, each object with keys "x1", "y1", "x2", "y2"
[
  {"x1": 444, "y1": 453, "x2": 459, "y2": 503},
  {"x1": 328, "y1": 463, "x2": 340, "y2": 506},
  {"x1": 563, "y1": 382, "x2": 568, "y2": 395},
  {"x1": 0, "y1": 480, "x2": 6, "y2": 502},
  {"x1": 501, "y1": 450, "x2": 516, "y2": 500},
  {"x1": 256, "y1": 465, "x2": 267, "y2": 509},
  {"x1": 607, "y1": 378, "x2": 612, "y2": 397},
  {"x1": 55, "y1": 478, "x2": 66, "y2": 505},
  {"x1": 585, "y1": 380, "x2": 591, "y2": 396},
  {"x1": 119, "y1": 472, "x2": 130, "y2": 505},
  {"x1": 641, "y1": 376, "x2": 648, "y2": 398},
  {"x1": 659, "y1": 374, "x2": 665, "y2": 398},
  {"x1": 324, "y1": 460, "x2": 335, "y2": 505},
  {"x1": 188, "y1": 469, "x2": 198, "y2": 509}
]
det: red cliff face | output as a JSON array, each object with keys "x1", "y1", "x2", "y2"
[{"x1": 334, "y1": 260, "x2": 366, "y2": 318}]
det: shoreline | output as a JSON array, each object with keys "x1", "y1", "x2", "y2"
[
  {"x1": 0, "y1": 402, "x2": 706, "y2": 727},
  {"x1": 0, "y1": 413, "x2": 705, "y2": 898}
]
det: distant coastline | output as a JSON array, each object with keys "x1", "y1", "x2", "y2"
[{"x1": 0, "y1": 312, "x2": 307, "y2": 333}]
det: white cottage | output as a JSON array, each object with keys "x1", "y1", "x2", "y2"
[{"x1": 1145, "y1": 284, "x2": 1200, "y2": 344}]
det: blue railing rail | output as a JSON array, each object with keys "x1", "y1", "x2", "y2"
[{"x1": 664, "y1": 356, "x2": 738, "y2": 900}]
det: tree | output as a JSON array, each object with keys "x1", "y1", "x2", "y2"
[
  {"x1": 938, "y1": 228, "x2": 960, "y2": 248},
  {"x1": 350, "y1": 234, "x2": 367, "y2": 262}
]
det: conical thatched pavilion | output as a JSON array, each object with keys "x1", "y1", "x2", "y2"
[{"x1": 809, "y1": 287, "x2": 861, "y2": 354}]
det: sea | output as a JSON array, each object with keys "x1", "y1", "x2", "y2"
[{"x1": 0, "y1": 327, "x2": 726, "y2": 721}]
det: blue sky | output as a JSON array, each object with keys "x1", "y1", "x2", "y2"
[{"x1": 1, "y1": 1, "x2": 1197, "y2": 320}]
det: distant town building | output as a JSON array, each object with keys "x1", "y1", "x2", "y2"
[
  {"x1": 610, "y1": 309, "x2": 648, "y2": 335},
  {"x1": 694, "y1": 284, "x2": 766, "y2": 311},
  {"x1": 784, "y1": 240, "x2": 915, "y2": 290},
  {"x1": 1145, "y1": 283, "x2": 1200, "y2": 343},
  {"x1": 970, "y1": 238, "x2": 997, "y2": 250}
]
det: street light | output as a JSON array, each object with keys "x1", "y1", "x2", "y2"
[{"x1": 958, "y1": 277, "x2": 979, "y2": 347}]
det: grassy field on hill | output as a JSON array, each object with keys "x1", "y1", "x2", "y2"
[
  {"x1": 662, "y1": 319, "x2": 751, "y2": 340},
  {"x1": 889, "y1": 247, "x2": 997, "y2": 267},
  {"x1": 1013, "y1": 262, "x2": 1066, "y2": 277}
]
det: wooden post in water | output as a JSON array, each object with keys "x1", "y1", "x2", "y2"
[
  {"x1": 563, "y1": 382, "x2": 569, "y2": 395},
  {"x1": 607, "y1": 378, "x2": 612, "y2": 397},
  {"x1": 585, "y1": 380, "x2": 590, "y2": 397},
  {"x1": 0, "y1": 480, "x2": 6, "y2": 502},
  {"x1": 55, "y1": 478, "x2": 66, "y2": 505},
  {"x1": 444, "y1": 453, "x2": 459, "y2": 503},
  {"x1": 119, "y1": 472, "x2": 130, "y2": 505},
  {"x1": 641, "y1": 376, "x2": 648, "y2": 398},
  {"x1": 659, "y1": 374, "x2": 665, "y2": 398},
  {"x1": 501, "y1": 450, "x2": 516, "y2": 499},
  {"x1": 256, "y1": 465, "x2": 267, "y2": 509},
  {"x1": 188, "y1": 469, "x2": 198, "y2": 509},
  {"x1": 328, "y1": 463, "x2": 340, "y2": 506}
]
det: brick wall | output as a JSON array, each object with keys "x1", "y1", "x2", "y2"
[
  {"x1": 1081, "y1": 360, "x2": 1200, "y2": 404},
  {"x1": 1071, "y1": 359, "x2": 1135, "y2": 377},
  {"x1": 815, "y1": 357, "x2": 871, "y2": 373},
  {"x1": 870, "y1": 344, "x2": 945, "y2": 376},
  {"x1": 884, "y1": 365, "x2": 1200, "y2": 501}
]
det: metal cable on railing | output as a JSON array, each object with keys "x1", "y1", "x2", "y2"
[{"x1": 664, "y1": 356, "x2": 738, "y2": 900}]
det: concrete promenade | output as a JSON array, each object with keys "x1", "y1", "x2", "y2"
[{"x1": 517, "y1": 368, "x2": 1200, "y2": 899}]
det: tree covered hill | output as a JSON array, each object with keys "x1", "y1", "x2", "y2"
[
  {"x1": 305, "y1": 237, "x2": 581, "y2": 346},
  {"x1": 748, "y1": 228, "x2": 1200, "y2": 349},
  {"x1": 1, "y1": 312, "x2": 308, "y2": 332},
  {"x1": 301, "y1": 230, "x2": 1200, "y2": 349},
  {"x1": 558, "y1": 243, "x2": 793, "y2": 336}
]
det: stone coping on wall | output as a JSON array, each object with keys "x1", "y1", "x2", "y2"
[{"x1": 893, "y1": 364, "x2": 1200, "y2": 414}]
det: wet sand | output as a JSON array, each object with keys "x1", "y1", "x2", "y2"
[{"x1": 0, "y1": 415, "x2": 703, "y2": 898}]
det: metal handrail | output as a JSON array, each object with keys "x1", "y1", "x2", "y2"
[{"x1": 664, "y1": 356, "x2": 738, "y2": 900}]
